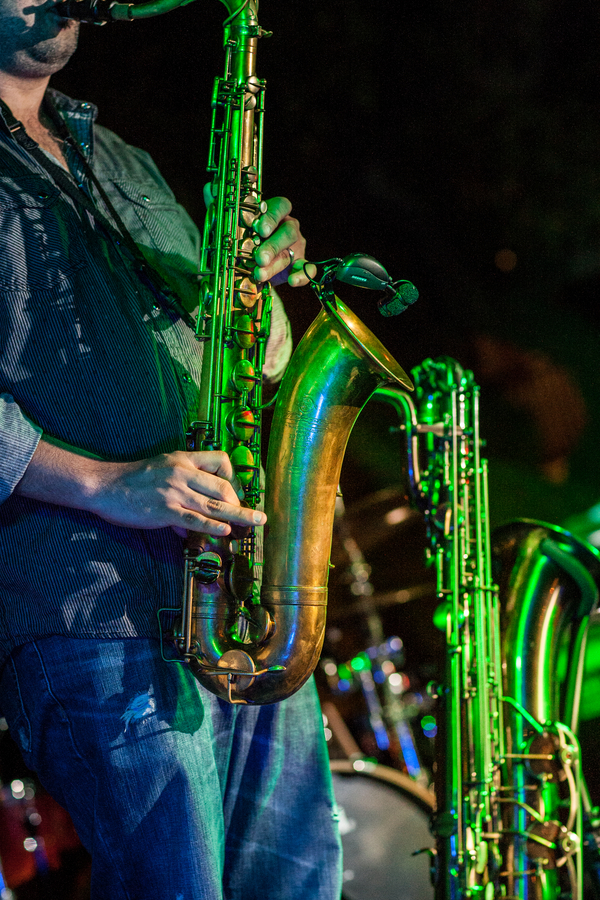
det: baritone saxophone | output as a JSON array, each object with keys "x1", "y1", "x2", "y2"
[{"x1": 377, "y1": 358, "x2": 600, "y2": 899}]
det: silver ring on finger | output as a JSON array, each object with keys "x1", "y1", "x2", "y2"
[{"x1": 288, "y1": 248, "x2": 295, "y2": 265}]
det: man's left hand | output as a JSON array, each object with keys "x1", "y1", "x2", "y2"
[{"x1": 253, "y1": 197, "x2": 316, "y2": 287}]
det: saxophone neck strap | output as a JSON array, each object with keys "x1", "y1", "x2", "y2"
[{"x1": 0, "y1": 95, "x2": 196, "y2": 330}]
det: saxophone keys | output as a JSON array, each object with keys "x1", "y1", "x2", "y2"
[
  {"x1": 232, "y1": 313, "x2": 257, "y2": 348},
  {"x1": 230, "y1": 444, "x2": 258, "y2": 486},
  {"x1": 235, "y1": 276, "x2": 260, "y2": 309},
  {"x1": 231, "y1": 359, "x2": 258, "y2": 393},
  {"x1": 190, "y1": 550, "x2": 223, "y2": 585},
  {"x1": 216, "y1": 649, "x2": 256, "y2": 691},
  {"x1": 226, "y1": 406, "x2": 256, "y2": 442},
  {"x1": 239, "y1": 193, "x2": 266, "y2": 227},
  {"x1": 233, "y1": 604, "x2": 275, "y2": 645}
]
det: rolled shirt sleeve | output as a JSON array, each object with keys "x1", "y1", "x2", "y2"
[
  {"x1": 262, "y1": 289, "x2": 293, "y2": 384},
  {"x1": 0, "y1": 394, "x2": 42, "y2": 504}
]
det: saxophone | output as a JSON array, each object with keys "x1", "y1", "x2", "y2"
[
  {"x1": 378, "y1": 358, "x2": 600, "y2": 899},
  {"x1": 175, "y1": 0, "x2": 416, "y2": 705},
  {"x1": 57, "y1": 0, "x2": 416, "y2": 704}
]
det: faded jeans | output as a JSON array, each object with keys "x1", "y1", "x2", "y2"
[{"x1": 0, "y1": 638, "x2": 343, "y2": 900}]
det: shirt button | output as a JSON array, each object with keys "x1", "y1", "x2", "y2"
[
  {"x1": 182, "y1": 374, "x2": 192, "y2": 383},
  {"x1": 37, "y1": 192, "x2": 49, "y2": 200},
  {"x1": 80, "y1": 102, "x2": 91, "y2": 109},
  {"x1": 152, "y1": 304, "x2": 160, "y2": 312},
  {"x1": 142, "y1": 196, "x2": 150, "y2": 203}
]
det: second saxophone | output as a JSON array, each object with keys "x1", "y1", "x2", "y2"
[{"x1": 380, "y1": 358, "x2": 600, "y2": 899}]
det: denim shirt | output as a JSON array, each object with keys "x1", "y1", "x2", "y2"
[{"x1": 0, "y1": 90, "x2": 292, "y2": 664}]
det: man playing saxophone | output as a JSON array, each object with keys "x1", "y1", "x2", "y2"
[{"x1": 0, "y1": 0, "x2": 343, "y2": 895}]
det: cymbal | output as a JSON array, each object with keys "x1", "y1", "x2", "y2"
[
  {"x1": 334, "y1": 487, "x2": 422, "y2": 558},
  {"x1": 328, "y1": 583, "x2": 435, "y2": 621}
]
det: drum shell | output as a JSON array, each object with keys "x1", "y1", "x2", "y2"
[{"x1": 330, "y1": 759, "x2": 435, "y2": 900}]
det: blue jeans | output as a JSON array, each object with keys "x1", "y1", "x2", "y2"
[{"x1": 0, "y1": 638, "x2": 342, "y2": 900}]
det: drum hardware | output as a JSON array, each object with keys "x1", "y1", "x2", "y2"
[
  {"x1": 320, "y1": 639, "x2": 432, "y2": 781},
  {"x1": 321, "y1": 701, "x2": 363, "y2": 761},
  {"x1": 322, "y1": 495, "x2": 431, "y2": 781},
  {"x1": 330, "y1": 487, "x2": 422, "y2": 557}
]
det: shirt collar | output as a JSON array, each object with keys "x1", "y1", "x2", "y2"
[{"x1": 47, "y1": 88, "x2": 98, "y2": 163}]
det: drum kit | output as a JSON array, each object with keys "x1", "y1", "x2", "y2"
[
  {"x1": 318, "y1": 487, "x2": 442, "y2": 900},
  {"x1": 319, "y1": 489, "x2": 600, "y2": 900},
  {"x1": 0, "y1": 484, "x2": 439, "y2": 900}
]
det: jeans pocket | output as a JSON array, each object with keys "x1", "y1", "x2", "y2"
[{"x1": 0, "y1": 657, "x2": 32, "y2": 756}]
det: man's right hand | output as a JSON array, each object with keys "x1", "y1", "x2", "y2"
[{"x1": 15, "y1": 441, "x2": 265, "y2": 536}]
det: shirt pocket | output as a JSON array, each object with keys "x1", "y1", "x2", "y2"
[
  {"x1": 106, "y1": 179, "x2": 199, "y2": 261},
  {"x1": 105, "y1": 178, "x2": 200, "y2": 310},
  {"x1": 0, "y1": 177, "x2": 87, "y2": 293}
]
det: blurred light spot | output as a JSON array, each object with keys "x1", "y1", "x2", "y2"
[
  {"x1": 11, "y1": 780, "x2": 25, "y2": 800},
  {"x1": 28, "y1": 812, "x2": 42, "y2": 827},
  {"x1": 381, "y1": 660, "x2": 396, "y2": 675},
  {"x1": 494, "y1": 248, "x2": 517, "y2": 273},
  {"x1": 337, "y1": 679, "x2": 350, "y2": 692},
  {"x1": 385, "y1": 506, "x2": 412, "y2": 526},
  {"x1": 23, "y1": 838, "x2": 37, "y2": 853},
  {"x1": 422, "y1": 714, "x2": 438, "y2": 738},
  {"x1": 324, "y1": 727, "x2": 333, "y2": 742},
  {"x1": 388, "y1": 672, "x2": 404, "y2": 694},
  {"x1": 350, "y1": 581, "x2": 373, "y2": 596},
  {"x1": 323, "y1": 661, "x2": 338, "y2": 677},
  {"x1": 373, "y1": 670, "x2": 385, "y2": 684},
  {"x1": 0, "y1": 718, "x2": 8, "y2": 731},
  {"x1": 350, "y1": 654, "x2": 369, "y2": 672}
]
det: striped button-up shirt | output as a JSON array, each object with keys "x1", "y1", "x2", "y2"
[{"x1": 0, "y1": 89, "x2": 292, "y2": 666}]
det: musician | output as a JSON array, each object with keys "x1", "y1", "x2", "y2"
[{"x1": 0, "y1": 1, "x2": 343, "y2": 896}]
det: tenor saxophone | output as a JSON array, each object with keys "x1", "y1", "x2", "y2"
[
  {"x1": 378, "y1": 358, "x2": 600, "y2": 899},
  {"x1": 176, "y1": 0, "x2": 414, "y2": 705}
]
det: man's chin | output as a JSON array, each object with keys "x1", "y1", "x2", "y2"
[{"x1": 15, "y1": 24, "x2": 79, "y2": 77}]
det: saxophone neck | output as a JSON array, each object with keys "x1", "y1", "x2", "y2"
[{"x1": 220, "y1": 0, "x2": 261, "y2": 48}]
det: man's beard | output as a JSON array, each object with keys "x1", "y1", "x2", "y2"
[
  {"x1": 3, "y1": 18, "x2": 80, "y2": 78},
  {"x1": 28, "y1": 26, "x2": 79, "y2": 68}
]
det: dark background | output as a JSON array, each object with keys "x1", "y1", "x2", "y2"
[{"x1": 52, "y1": 0, "x2": 600, "y2": 529}]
